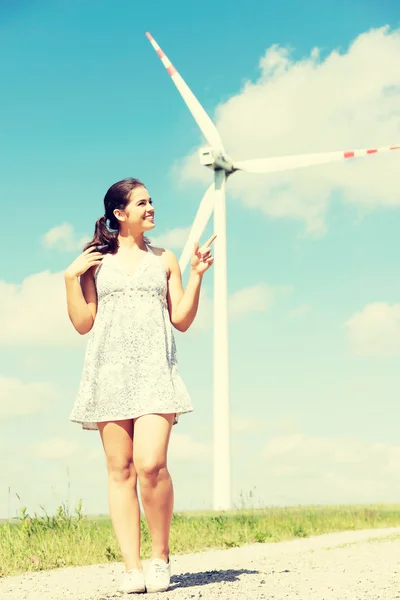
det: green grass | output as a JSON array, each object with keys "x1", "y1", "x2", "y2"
[{"x1": 1, "y1": 501, "x2": 400, "y2": 577}]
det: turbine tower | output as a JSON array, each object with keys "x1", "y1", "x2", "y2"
[{"x1": 146, "y1": 31, "x2": 400, "y2": 511}]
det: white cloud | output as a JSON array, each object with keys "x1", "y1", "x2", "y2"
[
  {"x1": 34, "y1": 437, "x2": 80, "y2": 460},
  {"x1": 232, "y1": 414, "x2": 298, "y2": 434},
  {"x1": 345, "y1": 302, "x2": 400, "y2": 357},
  {"x1": 232, "y1": 415, "x2": 262, "y2": 434},
  {"x1": 231, "y1": 432, "x2": 400, "y2": 505},
  {"x1": 151, "y1": 227, "x2": 191, "y2": 249},
  {"x1": 177, "y1": 27, "x2": 400, "y2": 234},
  {"x1": 0, "y1": 376, "x2": 56, "y2": 418},
  {"x1": 263, "y1": 433, "x2": 400, "y2": 479},
  {"x1": 85, "y1": 448, "x2": 104, "y2": 462},
  {"x1": 169, "y1": 432, "x2": 211, "y2": 461},
  {"x1": 0, "y1": 271, "x2": 85, "y2": 346},
  {"x1": 42, "y1": 223, "x2": 89, "y2": 252},
  {"x1": 190, "y1": 287, "x2": 213, "y2": 331},
  {"x1": 229, "y1": 284, "x2": 271, "y2": 318},
  {"x1": 290, "y1": 303, "x2": 311, "y2": 317},
  {"x1": 191, "y1": 283, "x2": 282, "y2": 330}
]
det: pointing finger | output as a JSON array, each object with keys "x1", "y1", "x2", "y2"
[{"x1": 204, "y1": 234, "x2": 217, "y2": 248}]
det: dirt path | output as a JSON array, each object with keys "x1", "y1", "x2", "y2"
[{"x1": 1, "y1": 526, "x2": 400, "y2": 599}]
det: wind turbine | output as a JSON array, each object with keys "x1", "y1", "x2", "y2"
[{"x1": 146, "y1": 31, "x2": 400, "y2": 511}]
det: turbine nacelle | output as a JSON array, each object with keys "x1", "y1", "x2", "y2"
[{"x1": 199, "y1": 147, "x2": 235, "y2": 173}]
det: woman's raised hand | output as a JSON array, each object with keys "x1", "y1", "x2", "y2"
[
  {"x1": 190, "y1": 235, "x2": 217, "y2": 275},
  {"x1": 64, "y1": 246, "x2": 104, "y2": 279}
]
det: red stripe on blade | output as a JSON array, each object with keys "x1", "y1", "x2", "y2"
[
  {"x1": 167, "y1": 65, "x2": 177, "y2": 76},
  {"x1": 390, "y1": 146, "x2": 400, "y2": 150},
  {"x1": 145, "y1": 32, "x2": 153, "y2": 41},
  {"x1": 367, "y1": 149, "x2": 377, "y2": 154},
  {"x1": 156, "y1": 48, "x2": 164, "y2": 59},
  {"x1": 344, "y1": 151, "x2": 354, "y2": 159}
]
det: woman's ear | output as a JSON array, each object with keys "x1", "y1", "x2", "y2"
[{"x1": 113, "y1": 208, "x2": 125, "y2": 222}]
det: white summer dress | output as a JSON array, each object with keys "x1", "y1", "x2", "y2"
[{"x1": 69, "y1": 245, "x2": 193, "y2": 430}]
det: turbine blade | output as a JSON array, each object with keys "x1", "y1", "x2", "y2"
[
  {"x1": 146, "y1": 32, "x2": 224, "y2": 152},
  {"x1": 234, "y1": 145, "x2": 400, "y2": 174},
  {"x1": 179, "y1": 183, "x2": 215, "y2": 274}
]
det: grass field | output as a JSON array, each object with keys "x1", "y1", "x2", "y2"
[{"x1": 1, "y1": 501, "x2": 400, "y2": 577}]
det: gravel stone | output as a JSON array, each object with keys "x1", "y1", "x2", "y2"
[{"x1": 1, "y1": 526, "x2": 399, "y2": 600}]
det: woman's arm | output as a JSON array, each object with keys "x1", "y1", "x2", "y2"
[
  {"x1": 64, "y1": 246, "x2": 103, "y2": 335},
  {"x1": 166, "y1": 253, "x2": 203, "y2": 332},
  {"x1": 165, "y1": 236, "x2": 215, "y2": 332},
  {"x1": 64, "y1": 269, "x2": 98, "y2": 335}
]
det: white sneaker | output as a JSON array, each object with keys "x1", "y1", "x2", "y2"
[
  {"x1": 119, "y1": 569, "x2": 146, "y2": 594},
  {"x1": 145, "y1": 558, "x2": 171, "y2": 593}
]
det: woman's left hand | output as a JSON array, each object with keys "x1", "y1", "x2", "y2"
[{"x1": 191, "y1": 235, "x2": 217, "y2": 275}]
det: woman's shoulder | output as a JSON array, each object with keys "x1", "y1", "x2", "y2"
[
  {"x1": 148, "y1": 245, "x2": 179, "y2": 276},
  {"x1": 148, "y1": 244, "x2": 176, "y2": 261}
]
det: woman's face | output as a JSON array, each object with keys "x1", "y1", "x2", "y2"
[{"x1": 115, "y1": 186, "x2": 155, "y2": 233}]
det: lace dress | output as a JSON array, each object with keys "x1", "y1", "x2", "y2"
[{"x1": 69, "y1": 245, "x2": 193, "y2": 430}]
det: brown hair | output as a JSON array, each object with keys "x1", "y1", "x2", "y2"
[{"x1": 84, "y1": 178, "x2": 149, "y2": 254}]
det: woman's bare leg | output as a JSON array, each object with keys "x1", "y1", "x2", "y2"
[
  {"x1": 98, "y1": 420, "x2": 142, "y2": 571},
  {"x1": 133, "y1": 413, "x2": 175, "y2": 562}
]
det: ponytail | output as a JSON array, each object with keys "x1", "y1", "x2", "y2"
[{"x1": 83, "y1": 216, "x2": 119, "y2": 254}]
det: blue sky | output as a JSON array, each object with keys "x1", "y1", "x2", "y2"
[{"x1": 1, "y1": 0, "x2": 400, "y2": 518}]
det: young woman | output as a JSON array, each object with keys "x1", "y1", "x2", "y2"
[{"x1": 65, "y1": 178, "x2": 215, "y2": 594}]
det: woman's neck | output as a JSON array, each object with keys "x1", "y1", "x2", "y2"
[{"x1": 117, "y1": 232, "x2": 147, "y2": 252}]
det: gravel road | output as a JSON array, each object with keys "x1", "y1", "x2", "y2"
[{"x1": 1, "y1": 526, "x2": 400, "y2": 600}]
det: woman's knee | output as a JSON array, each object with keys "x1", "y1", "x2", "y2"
[
  {"x1": 134, "y1": 455, "x2": 167, "y2": 481},
  {"x1": 106, "y1": 455, "x2": 137, "y2": 485}
]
